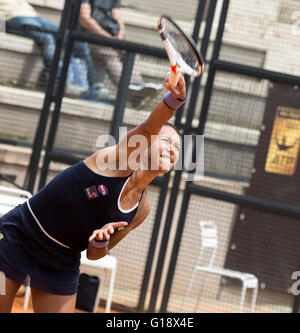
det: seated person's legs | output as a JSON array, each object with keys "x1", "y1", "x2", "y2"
[
  {"x1": 73, "y1": 41, "x2": 114, "y2": 101},
  {"x1": 6, "y1": 16, "x2": 58, "y2": 74},
  {"x1": 100, "y1": 48, "x2": 163, "y2": 108},
  {"x1": 35, "y1": 18, "x2": 59, "y2": 73}
]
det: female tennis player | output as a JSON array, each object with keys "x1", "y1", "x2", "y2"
[{"x1": 0, "y1": 73, "x2": 186, "y2": 313}]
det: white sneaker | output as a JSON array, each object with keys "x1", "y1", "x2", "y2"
[
  {"x1": 129, "y1": 82, "x2": 162, "y2": 97},
  {"x1": 143, "y1": 82, "x2": 163, "y2": 90},
  {"x1": 129, "y1": 82, "x2": 163, "y2": 92},
  {"x1": 97, "y1": 86, "x2": 115, "y2": 101},
  {"x1": 128, "y1": 82, "x2": 163, "y2": 110},
  {"x1": 65, "y1": 84, "x2": 87, "y2": 97},
  {"x1": 128, "y1": 83, "x2": 145, "y2": 92}
]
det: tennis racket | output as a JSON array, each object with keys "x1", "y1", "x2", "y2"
[{"x1": 157, "y1": 15, "x2": 204, "y2": 86}]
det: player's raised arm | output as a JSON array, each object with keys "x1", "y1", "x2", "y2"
[{"x1": 95, "y1": 73, "x2": 186, "y2": 173}]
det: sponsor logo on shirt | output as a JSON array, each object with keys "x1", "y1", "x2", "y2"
[
  {"x1": 84, "y1": 184, "x2": 109, "y2": 200},
  {"x1": 98, "y1": 184, "x2": 109, "y2": 196},
  {"x1": 84, "y1": 185, "x2": 100, "y2": 200}
]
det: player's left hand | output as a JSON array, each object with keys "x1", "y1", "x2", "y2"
[{"x1": 89, "y1": 221, "x2": 128, "y2": 242}]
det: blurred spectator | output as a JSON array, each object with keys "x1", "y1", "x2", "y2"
[
  {"x1": 0, "y1": 0, "x2": 113, "y2": 101},
  {"x1": 79, "y1": 0, "x2": 163, "y2": 108},
  {"x1": 1, "y1": 0, "x2": 58, "y2": 76},
  {"x1": 73, "y1": 40, "x2": 114, "y2": 101}
]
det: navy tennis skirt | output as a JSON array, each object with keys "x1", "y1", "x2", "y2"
[{"x1": 0, "y1": 203, "x2": 81, "y2": 295}]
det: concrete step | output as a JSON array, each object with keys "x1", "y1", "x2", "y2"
[
  {"x1": 0, "y1": 85, "x2": 259, "y2": 182},
  {"x1": 0, "y1": 84, "x2": 149, "y2": 150},
  {"x1": 0, "y1": 30, "x2": 268, "y2": 128},
  {"x1": 0, "y1": 30, "x2": 266, "y2": 90},
  {"x1": 26, "y1": 0, "x2": 201, "y2": 30},
  {"x1": 0, "y1": 32, "x2": 268, "y2": 129},
  {"x1": 0, "y1": 84, "x2": 260, "y2": 144},
  {"x1": 0, "y1": 33, "x2": 44, "y2": 90},
  {"x1": 25, "y1": 0, "x2": 300, "y2": 79},
  {"x1": 26, "y1": 0, "x2": 267, "y2": 64},
  {"x1": 1, "y1": 1, "x2": 267, "y2": 90}
]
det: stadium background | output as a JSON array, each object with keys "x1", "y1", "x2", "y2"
[{"x1": 0, "y1": 0, "x2": 300, "y2": 313}]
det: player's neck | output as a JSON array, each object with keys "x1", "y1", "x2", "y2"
[{"x1": 133, "y1": 169, "x2": 158, "y2": 191}]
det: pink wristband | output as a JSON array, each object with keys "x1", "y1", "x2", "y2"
[
  {"x1": 163, "y1": 92, "x2": 187, "y2": 110},
  {"x1": 90, "y1": 239, "x2": 109, "y2": 249}
]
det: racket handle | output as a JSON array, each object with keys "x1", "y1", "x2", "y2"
[{"x1": 169, "y1": 71, "x2": 180, "y2": 87}]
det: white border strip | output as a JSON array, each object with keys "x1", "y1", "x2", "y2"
[
  {"x1": 0, "y1": 271, "x2": 5, "y2": 295},
  {"x1": 26, "y1": 201, "x2": 71, "y2": 249}
]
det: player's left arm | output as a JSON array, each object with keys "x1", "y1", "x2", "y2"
[{"x1": 87, "y1": 192, "x2": 150, "y2": 260}]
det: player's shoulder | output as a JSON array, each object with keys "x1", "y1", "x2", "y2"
[{"x1": 93, "y1": 146, "x2": 134, "y2": 177}]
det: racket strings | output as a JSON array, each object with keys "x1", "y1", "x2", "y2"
[{"x1": 161, "y1": 19, "x2": 199, "y2": 76}]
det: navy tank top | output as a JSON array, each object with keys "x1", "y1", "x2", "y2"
[{"x1": 26, "y1": 161, "x2": 144, "y2": 252}]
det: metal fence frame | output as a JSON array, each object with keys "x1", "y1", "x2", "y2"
[{"x1": 158, "y1": 0, "x2": 300, "y2": 313}]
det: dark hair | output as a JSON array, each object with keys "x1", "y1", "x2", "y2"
[{"x1": 163, "y1": 122, "x2": 180, "y2": 136}]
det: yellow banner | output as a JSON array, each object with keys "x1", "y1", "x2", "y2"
[{"x1": 265, "y1": 106, "x2": 300, "y2": 176}]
